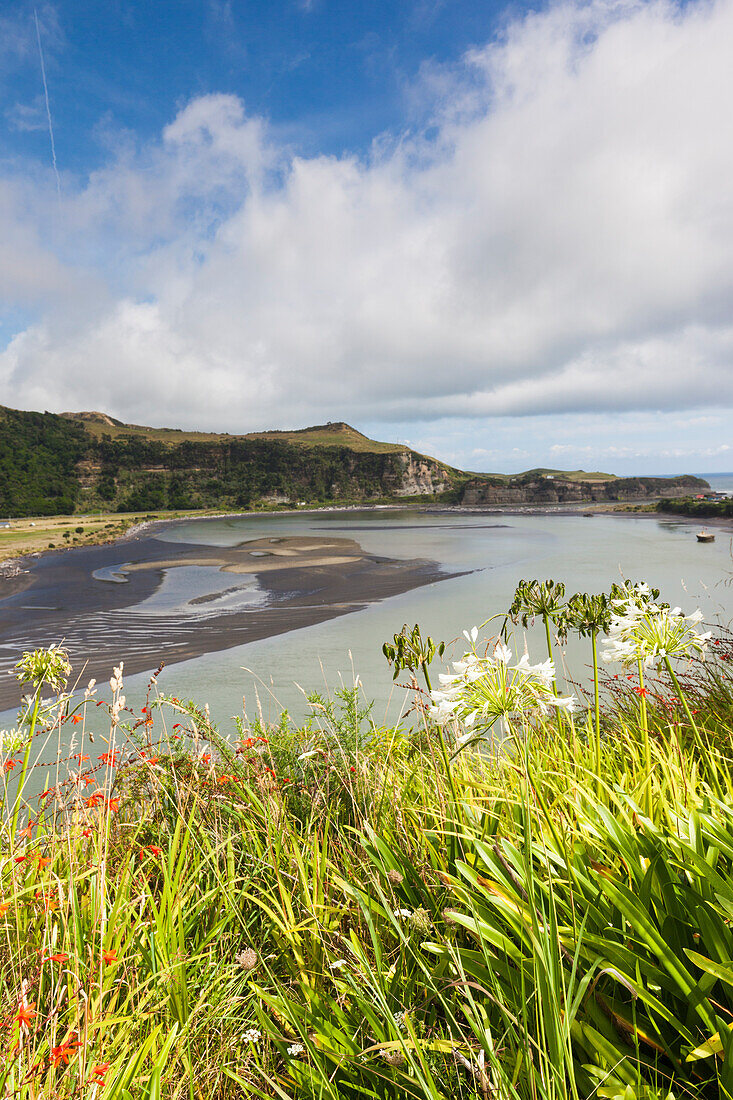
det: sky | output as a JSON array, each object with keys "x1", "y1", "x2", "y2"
[{"x1": 1, "y1": 0, "x2": 732, "y2": 475}]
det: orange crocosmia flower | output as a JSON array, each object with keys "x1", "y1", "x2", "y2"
[
  {"x1": 107, "y1": 798, "x2": 120, "y2": 813},
  {"x1": 13, "y1": 855, "x2": 27, "y2": 863},
  {"x1": 3, "y1": 759, "x2": 17, "y2": 773},
  {"x1": 44, "y1": 896, "x2": 60, "y2": 911},
  {"x1": 0, "y1": 901, "x2": 11, "y2": 915},
  {"x1": 92, "y1": 1063, "x2": 110, "y2": 1080},
  {"x1": 14, "y1": 1002, "x2": 36, "y2": 1027},
  {"x1": 71, "y1": 714, "x2": 83, "y2": 724},
  {"x1": 85, "y1": 793, "x2": 103, "y2": 807},
  {"x1": 50, "y1": 1039, "x2": 80, "y2": 1066},
  {"x1": 45, "y1": 952, "x2": 68, "y2": 963},
  {"x1": 101, "y1": 948, "x2": 118, "y2": 965},
  {"x1": 18, "y1": 821, "x2": 35, "y2": 841},
  {"x1": 37, "y1": 856, "x2": 52, "y2": 868}
]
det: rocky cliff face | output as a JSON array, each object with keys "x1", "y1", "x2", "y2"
[
  {"x1": 390, "y1": 452, "x2": 453, "y2": 497},
  {"x1": 461, "y1": 474, "x2": 709, "y2": 506}
]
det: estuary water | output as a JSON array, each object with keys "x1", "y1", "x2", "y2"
[{"x1": 1, "y1": 505, "x2": 732, "y2": 735}]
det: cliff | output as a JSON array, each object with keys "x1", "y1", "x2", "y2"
[
  {"x1": 460, "y1": 473, "x2": 709, "y2": 506},
  {"x1": 0, "y1": 405, "x2": 710, "y2": 517}
]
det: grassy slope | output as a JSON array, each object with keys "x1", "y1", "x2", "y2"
[
  {"x1": 1, "y1": 620, "x2": 732, "y2": 1098},
  {"x1": 63, "y1": 413, "x2": 407, "y2": 455}
]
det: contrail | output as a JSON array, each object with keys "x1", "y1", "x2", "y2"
[{"x1": 33, "y1": 7, "x2": 61, "y2": 200}]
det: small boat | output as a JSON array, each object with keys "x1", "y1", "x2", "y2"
[{"x1": 697, "y1": 528, "x2": 715, "y2": 542}]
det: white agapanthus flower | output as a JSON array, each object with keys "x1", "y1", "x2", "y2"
[
  {"x1": 601, "y1": 587, "x2": 711, "y2": 669},
  {"x1": 429, "y1": 638, "x2": 575, "y2": 745},
  {"x1": 0, "y1": 728, "x2": 25, "y2": 753}
]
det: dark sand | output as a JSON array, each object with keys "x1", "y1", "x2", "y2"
[{"x1": 0, "y1": 531, "x2": 456, "y2": 711}]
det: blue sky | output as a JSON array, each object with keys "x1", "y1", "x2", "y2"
[
  {"x1": 1, "y1": 0, "x2": 733, "y2": 475},
  {"x1": 2, "y1": 1, "x2": 509, "y2": 173}
]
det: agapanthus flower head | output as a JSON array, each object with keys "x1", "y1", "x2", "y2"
[
  {"x1": 15, "y1": 645, "x2": 71, "y2": 692},
  {"x1": 508, "y1": 579, "x2": 566, "y2": 627},
  {"x1": 429, "y1": 636, "x2": 575, "y2": 748},
  {"x1": 0, "y1": 728, "x2": 24, "y2": 753},
  {"x1": 601, "y1": 585, "x2": 710, "y2": 669},
  {"x1": 557, "y1": 591, "x2": 613, "y2": 640}
]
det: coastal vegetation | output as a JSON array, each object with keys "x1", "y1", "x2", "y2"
[
  {"x1": 0, "y1": 404, "x2": 709, "y2": 520},
  {"x1": 658, "y1": 498, "x2": 733, "y2": 520},
  {"x1": 2, "y1": 582, "x2": 732, "y2": 1098}
]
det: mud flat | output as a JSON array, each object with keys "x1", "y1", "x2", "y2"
[{"x1": 0, "y1": 533, "x2": 456, "y2": 711}]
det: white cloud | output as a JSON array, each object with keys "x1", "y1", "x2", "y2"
[{"x1": 1, "y1": 0, "x2": 733, "y2": 455}]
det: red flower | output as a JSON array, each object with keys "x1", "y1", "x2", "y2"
[
  {"x1": 14, "y1": 1002, "x2": 36, "y2": 1028},
  {"x1": 101, "y1": 948, "x2": 118, "y2": 965},
  {"x1": 92, "y1": 1062, "x2": 110, "y2": 1084},
  {"x1": 13, "y1": 855, "x2": 27, "y2": 863},
  {"x1": 81, "y1": 828, "x2": 93, "y2": 838},
  {"x1": 139, "y1": 845, "x2": 163, "y2": 859},
  {"x1": 50, "y1": 1039, "x2": 80, "y2": 1066},
  {"x1": 3, "y1": 759, "x2": 17, "y2": 773},
  {"x1": 107, "y1": 798, "x2": 120, "y2": 813},
  {"x1": 45, "y1": 952, "x2": 69, "y2": 963},
  {"x1": 72, "y1": 714, "x2": 83, "y2": 725}
]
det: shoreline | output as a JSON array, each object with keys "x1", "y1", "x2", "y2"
[{"x1": 3, "y1": 498, "x2": 731, "y2": 585}]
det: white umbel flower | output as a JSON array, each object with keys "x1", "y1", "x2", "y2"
[
  {"x1": 601, "y1": 587, "x2": 711, "y2": 669},
  {"x1": 429, "y1": 637, "x2": 575, "y2": 745}
]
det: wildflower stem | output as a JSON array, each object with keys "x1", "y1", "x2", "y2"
[
  {"x1": 636, "y1": 657, "x2": 652, "y2": 816},
  {"x1": 591, "y1": 630, "x2": 601, "y2": 794},
  {"x1": 660, "y1": 655, "x2": 719, "y2": 795},
  {"x1": 543, "y1": 615, "x2": 557, "y2": 694},
  {"x1": 544, "y1": 613, "x2": 564, "y2": 736},
  {"x1": 10, "y1": 689, "x2": 41, "y2": 840}
]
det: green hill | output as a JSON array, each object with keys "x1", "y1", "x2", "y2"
[{"x1": 0, "y1": 405, "x2": 711, "y2": 518}]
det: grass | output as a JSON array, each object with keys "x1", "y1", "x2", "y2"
[
  {"x1": 62, "y1": 414, "x2": 407, "y2": 454},
  {"x1": 1, "y1": 604, "x2": 733, "y2": 1098},
  {"x1": 0, "y1": 510, "x2": 222, "y2": 563}
]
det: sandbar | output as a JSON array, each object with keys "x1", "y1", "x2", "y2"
[{"x1": 0, "y1": 532, "x2": 458, "y2": 710}]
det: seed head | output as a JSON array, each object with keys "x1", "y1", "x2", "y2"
[
  {"x1": 235, "y1": 948, "x2": 258, "y2": 971},
  {"x1": 409, "y1": 907, "x2": 432, "y2": 934},
  {"x1": 387, "y1": 869, "x2": 403, "y2": 885},
  {"x1": 380, "y1": 1049, "x2": 406, "y2": 1067}
]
